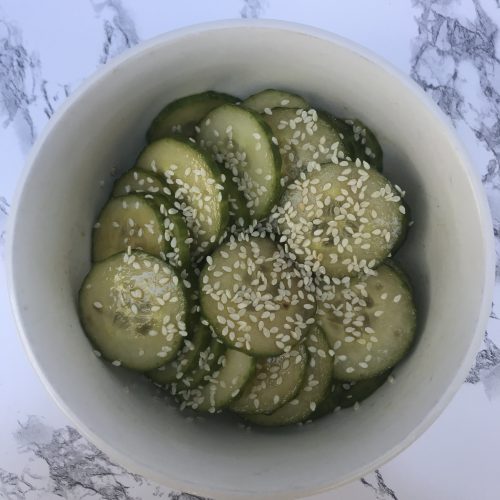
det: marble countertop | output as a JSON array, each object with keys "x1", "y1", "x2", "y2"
[{"x1": 1, "y1": 1, "x2": 499, "y2": 499}]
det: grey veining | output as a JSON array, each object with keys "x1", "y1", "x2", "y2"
[
  {"x1": 90, "y1": 0, "x2": 140, "y2": 64},
  {"x1": 0, "y1": 19, "x2": 40, "y2": 150},
  {"x1": 411, "y1": 0, "x2": 500, "y2": 277},
  {"x1": 0, "y1": 416, "x2": 208, "y2": 500},
  {"x1": 0, "y1": 19, "x2": 72, "y2": 152},
  {"x1": 0, "y1": 0, "x2": 499, "y2": 499},
  {"x1": 361, "y1": 470, "x2": 398, "y2": 500},
  {"x1": 411, "y1": 0, "x2": 500, "y2": 400},
  {"x1": 240, "y1": 0, "x2": 267, "y2": 19},
  {"x1": 466, "y1": 329, "x2": 500, "y2": 386}
]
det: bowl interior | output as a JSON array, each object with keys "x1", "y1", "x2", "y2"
[{"x1": 9, "y1": 24, "x2": 491, "y2": 498}]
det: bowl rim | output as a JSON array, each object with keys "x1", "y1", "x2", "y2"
[{"x1": 6, "y1": 18, "x2": 496, "y2": 499}]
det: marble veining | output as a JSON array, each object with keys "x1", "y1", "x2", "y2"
[
  {"x1": 411, "y1": 0, "x2": 500, "y2": 400},
  {"x1": 466, "y1": 329, "x2": 500, "y2": 385},
  {"x1": 0, "y1": 416, "x2": 207, "y2": 500},
  {"x1": 411, "y1": 0, "x2": 500, "y2": 276},
  {"x1": 241, "y1": 0, "x2": 267, "y2": 19},
  {"x1": 360, "y1": 471, "x2": 398, "y2": 500},
  {"x1": 90, "y1": 0, "x2": 139, "y2": 64},
  {"x1": 0, "y1": 19, "x2": 40, "y2": 150},
  {"x1": 0, "y1": 16, "x2": 73, "y2": 153},
  {"x1": 0, "y1": 0, "x2": 499, "y2": 499}
]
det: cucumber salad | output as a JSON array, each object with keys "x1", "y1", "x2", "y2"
[{"x1": 79, "y1": 89, "x2": 417, "y2": 426}]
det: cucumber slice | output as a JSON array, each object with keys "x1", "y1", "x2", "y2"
[
  {"x1": 148, "y1": 194, "x2": 191, "y2": 268},
  {"x1": 200, "y1": 234, "x2": 316, "y2": 356},
  {"x1": 245, "y1": 326, "x2": 334, "y2": 426},
  {"x1": 147, "y1": 322, "x2": 211, "y2": 385},
  {"x1": 136, "y1": 137, "x2": 229, "y2": 256},
  {"x1": 345, "y1": 118, "x2": 383, "y2": 171},
  {"x1": 336, "y1": 372, "x2": 389, "y2": 408},
  {"x1": 112, "y1": 168, "x2": 166, "y2": 197},
  {"x1": 223, "y1": 175, "x2": 252, "y2": 225},
  {"x1": 92, "y1": 193, "x2": 190, "y2": 268},
  {"x1": 263, "y1": 107, "x2": 350, "y2": 182},
  {"x1": 331, "y1": 119, "x2": 357, "y2": 161},
  {"x1": 146, "y1": 91, "x2": 239, "y2": 142},
  {"x1": 179, "y1": 349, "x2": 256, "y2": 413},
  {"x1": 197, "y1": 103, "x2": 281, "y2": 220},
  {"x1": 274, "y1": 161, "x2": 408, "y2": 277},
  {"x1": 92, "y1": 193, "x2": 189, "y2": 268},
  {"x1": 318, "y1": 262, "x2": 417, "y2": 381},
  {"x1": 78, "y1": 251, "x2": 188, "y2": 371},
  {"x1": 178, "y1": 335, "x2": 226, "y2": 389},
  {"x1": 314, "y1": 372, "x2": 389, "y2": 419},
  {"x1": 243, "y1": 89, "x2": 309, "y2": 113},
  {"x1": 229, "y1": 343, "x2": 308, "y2": 415}
]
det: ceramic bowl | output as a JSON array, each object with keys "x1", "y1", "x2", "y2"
[{"x1": 7, "y1": 20, "x2": 495, "y2": 499}]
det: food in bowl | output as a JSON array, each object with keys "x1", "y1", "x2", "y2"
[{"x1": 78, "y1": 88, "x2": 417, "y2": 426}]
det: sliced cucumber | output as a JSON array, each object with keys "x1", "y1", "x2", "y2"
[
  {"x1": 274, "y1": 161, "x2": 408, "y2": 277},
  {"x1": 148, "y1": 194, "x2": 191, "y2": 268},
  {"x1": 200, "y1": 234, "x2": 316, "y2": 356},
  {"x1": 345, "y1": 118, "x2": 383, "y2": 171},
  {"x1": 112, "y1": 168, "x2": 166, "y2": 197},
  {"x1": 136, "y1": 137, "x2": 229, "y2": 256},
  {"x1": 197, "y1": 103, "x2": 281, "y2": 220},
  {"x1": 243, "y1": 89, "x2": 309, "y2": 113},
  {"x1": 178, "y1": 335, "x2": 226, "y2": 389},
  {"x1": 223, "y1": 175, "x2": 252, "y2": 225},
  {"x1": 263, "y1": 107, "x2": 350, "y2": 182},
  {"x1": 179, "y1": 349, "x2": 255, "y2": 413},
  {"x1": 331, "y1": 119, "x2": 357, "y2": 161},
  {"x1": 336, "y1": 372, "x2": 389, "y2": 408},
  {"x1": 92, "y1": 193, "x2": 190, "y2": 268},
  {"x1": 313, "y1": 372, "x2": 389, "y2": 419},
  {"x1": 229, "y1": 343, "x2": 308, "y2": 415},
  {"x1": 146, "y1": 91, "x2": 239, "y2": 142},
  {"x1": 245, "y1": 326, "x2": 333, "y2": 426},
  {"x1": 79, "y1": 251, "x2": 188, "y2": 371},
  {"x1": 147, "y1": 322, "x2": 211, "y2": 385},
  {"x1": 318, "y1": 262, "x2": 417, "y2": 381}
]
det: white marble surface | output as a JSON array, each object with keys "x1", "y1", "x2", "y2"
[{"x1": 1, "y1": 1, "x2": 499, "y2": 499}]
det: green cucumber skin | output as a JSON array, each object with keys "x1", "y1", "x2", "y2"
[
  {"x1": 136, "y1": 136, "x2": 230, "y2": 255},
  {"x1": 147, "y1": 322, "x2": 211, "y2": 385},
  {"x1": 315, "y1": 109, "x2": 355, "y2": 161},
  {"x1": 243, "y1": 106, "x2": 283, "y2": 218},
  {"x1": 91, "y1": 194, "x2": 164, "y2": 263},
  {"x1": 198, "y1": 103, "x2": 283, "y2": 221},
  {"x1": 319, "y1": 262, "x2": 417, "y2": 382},
  {"x1": 344, "y1": 118, "x2": 384, "y2": 172},
  {"x1": 78, "y1": 251, "x2": 188, "y2": 372},
  {"x1": 147, "y1": 91, "x2": 239, "y2": 142},
  {"x1": 229, "y1": 344, "x2": 308, "y2": 415},
  {"x1": 112, "y1": 168, "x2": 166, "y2": 197},
  {"x1": 146, "y1": 193, "x2": 191, "y2": 269},
  {"x1": 178, "y1": 335, "x2": 226, "y2": 389},
  {"x1": 313, "y1": 372, "x2": 390, "y2": 419},
  {"x1": 222, "y1": 175, "x2": 253, "y2": 225},
  {"x1": 242, "y1": 326, "x2": 334, "y2": 426},
  {"x1": 243, "y1": 89, "x2": 309, "y2": 112}
]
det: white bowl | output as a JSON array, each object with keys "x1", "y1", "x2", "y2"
[{"x1": 7, "y1": 20, "x2": 495, "y2": 499}]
